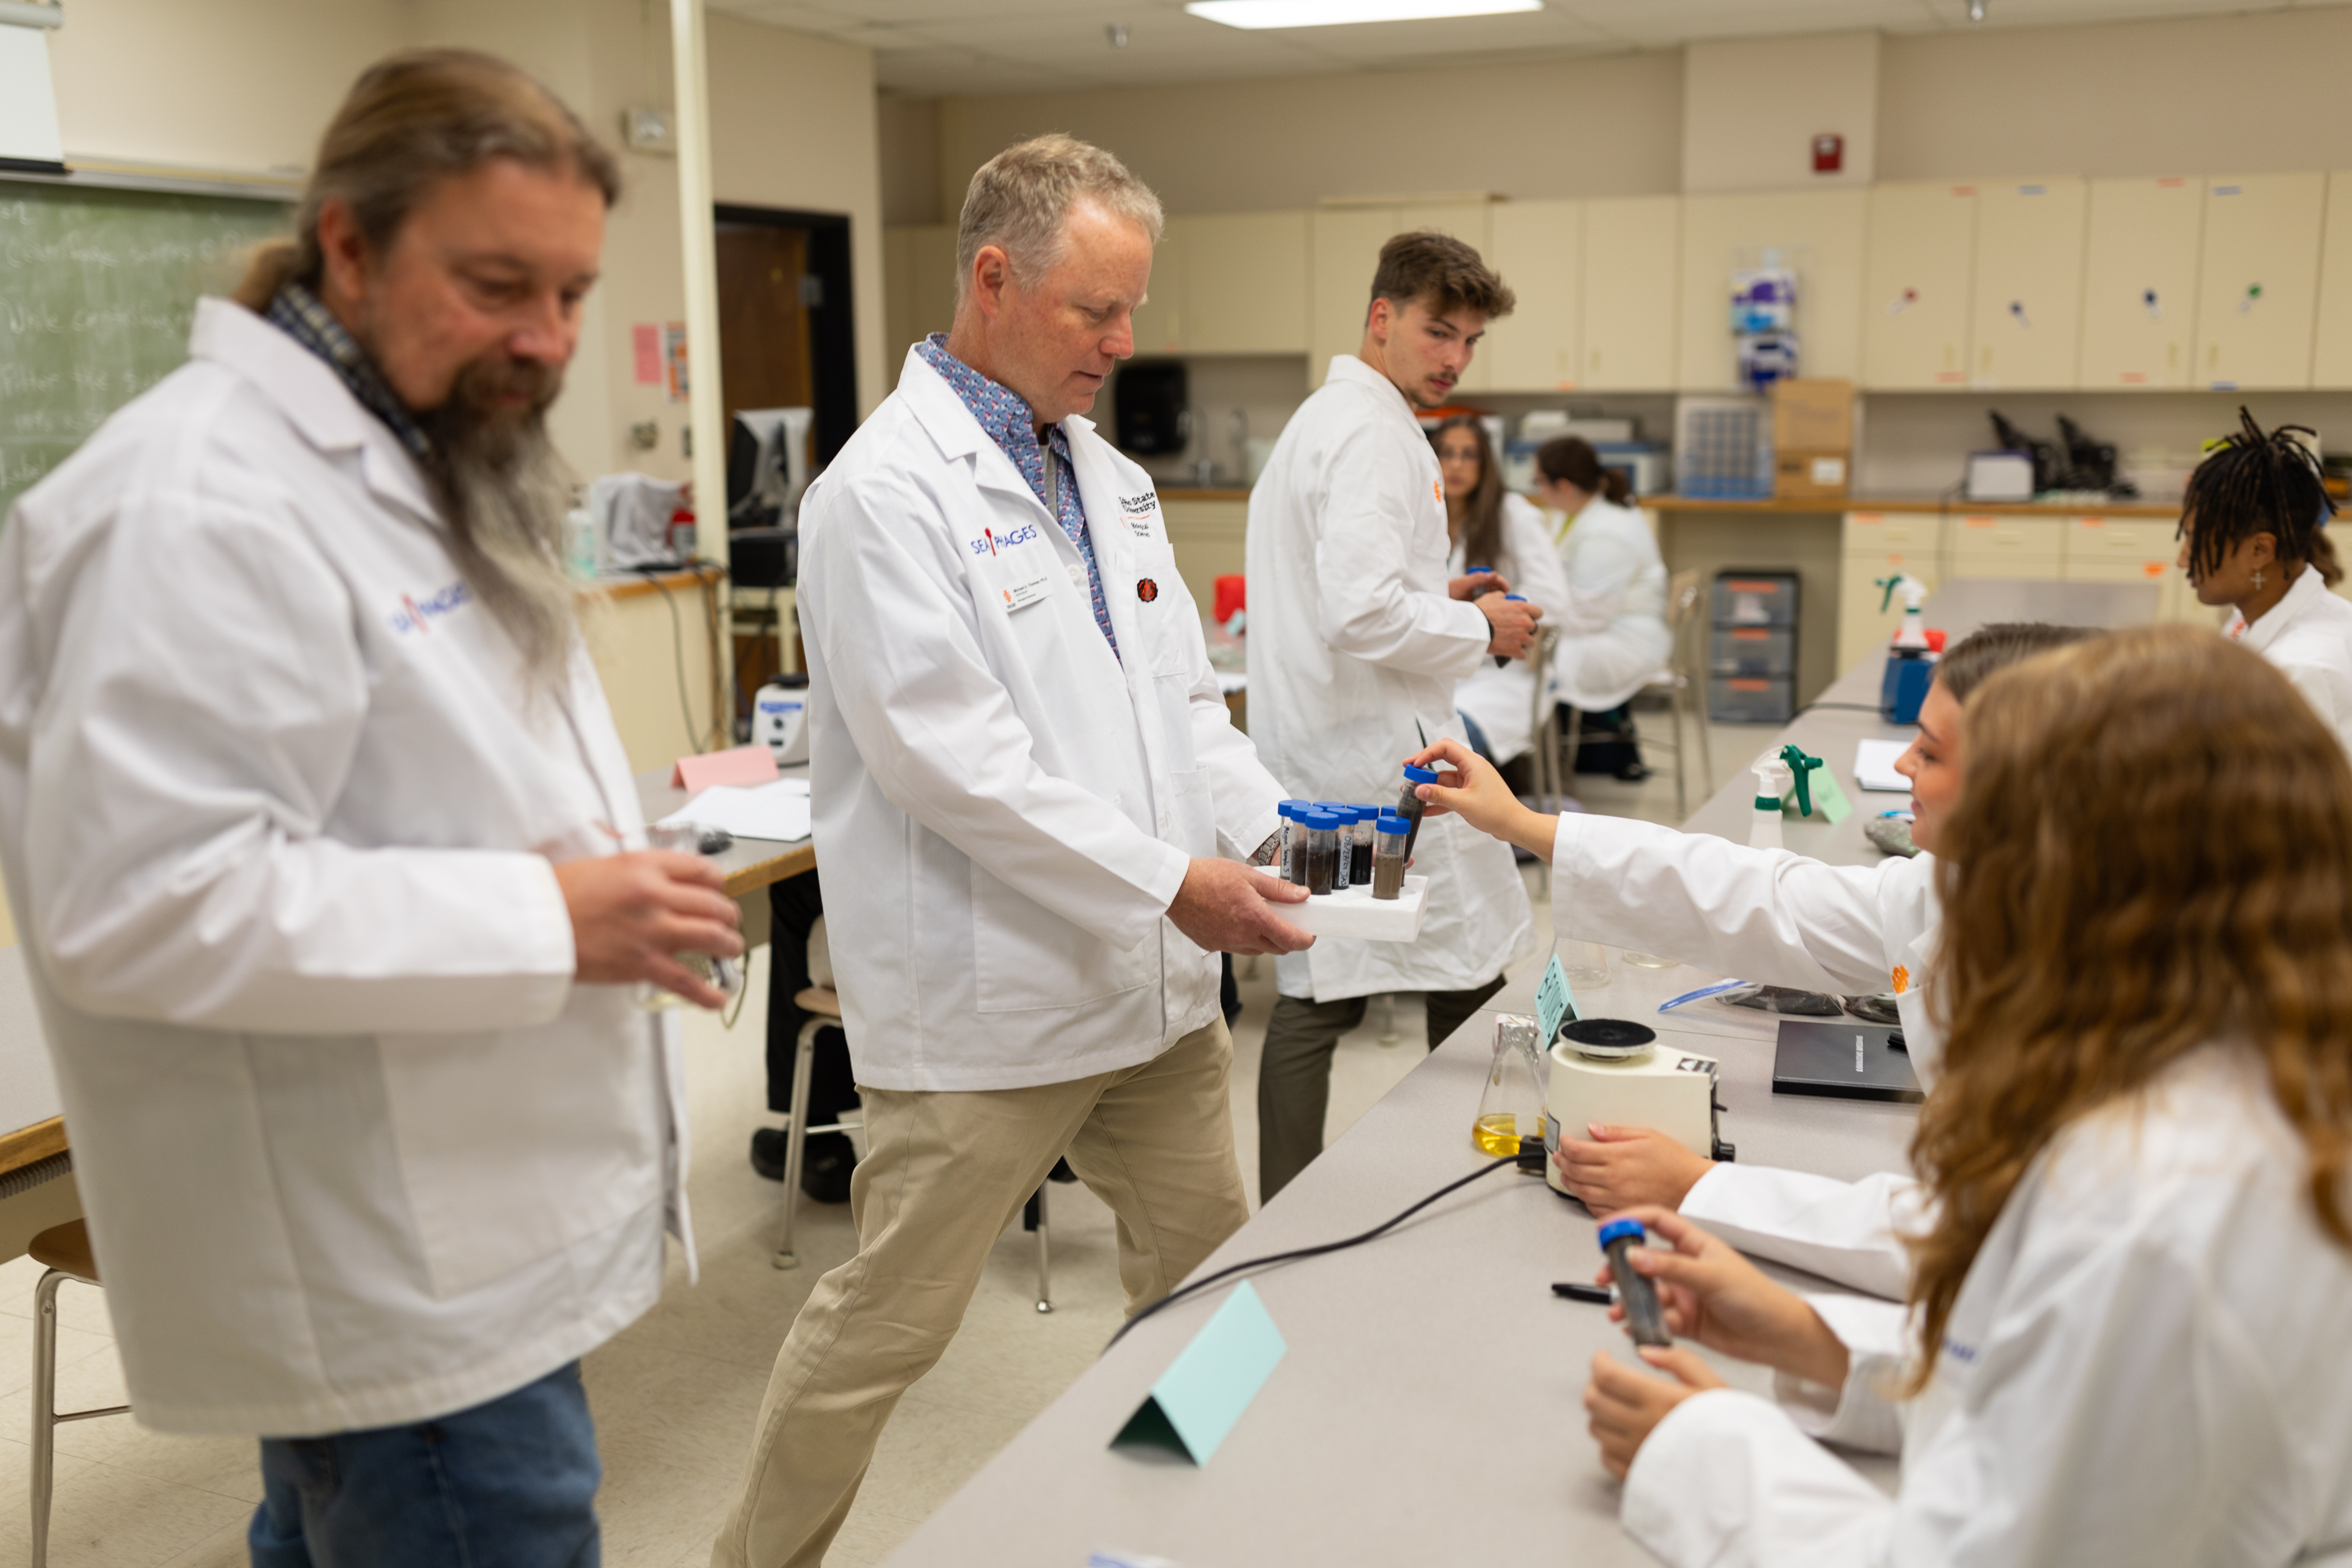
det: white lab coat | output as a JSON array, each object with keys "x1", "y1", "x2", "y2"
[
  {"x1": 0, "y1": 300, "x2": 685, "y2": 1436},
  {"x1": 1449, "y1": 492, "x2": 1572, "y2": 764},
  {"x1": 797, "y1": 348, "x2": 1284, "y2": 1092},
  {"x1": 1548, "y1": 493, "x2": 1671, "y2": 712},
  {"x1": 1247, "y1": 356, "x2": 1534, "y2": 1001},
  {"x1": 1550, "y1": 812, "x2": 1939, "y2": 1299},
  {"x1": 1622, "y1": 1047, "x2": 2352, "y2": 1568},
  {"x1": 2228, "y1": 563, "x2": 2352, "y2": 755}
]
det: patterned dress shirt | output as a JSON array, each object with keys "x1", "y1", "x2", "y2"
[
  {"x1": 918, "y1": 334, "x2": 1118, "y2": 656},
  {"x1": 264, "y1": 282, "x2": 432, "y2": 462}
]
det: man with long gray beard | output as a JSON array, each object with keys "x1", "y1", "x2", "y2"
[{"x1": 0, "y1": 50, "x2": 739, "y2": 1567}]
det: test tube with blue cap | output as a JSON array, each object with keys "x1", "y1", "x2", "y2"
[
  {"x1": 1397, "y1": 764, "x2": 1438, "y2": 860},
  {"x1": 1495, "y1": 594, "x2": 1529, "y2": 666},
  {"x1": 1596, "y1": 1216, "x2": 1672, "y2": 1347}
]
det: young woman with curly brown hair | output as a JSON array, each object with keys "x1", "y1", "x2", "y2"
[{"x1": 1579, "y1": 625, "x2": 2352, "y2": 1567}]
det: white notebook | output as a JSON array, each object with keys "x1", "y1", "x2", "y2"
[{"x1": 1854, "y1": 738, "x2": 1912, "y2": 793}]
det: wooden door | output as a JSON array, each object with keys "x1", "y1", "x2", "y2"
[{"x1": 717, "y1": 225, "x2": 813, "y2": 427}]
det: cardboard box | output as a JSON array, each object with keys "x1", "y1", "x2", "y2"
[
  {"x1": 1775, "y1": 449, "x2": 1851, "y2": 501},
  {"x1": 1771, "y1": 378, "x2": 1855, "y2": 454}
]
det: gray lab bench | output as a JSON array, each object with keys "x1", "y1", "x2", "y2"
[{"x1": 876, "y1": 577, "x2": 2158, "y2": 1567}]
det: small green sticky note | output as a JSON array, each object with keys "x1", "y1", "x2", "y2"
[
  {"x1": 1536, "y1": 953, "x2": 1578, "y2": 1046},
  {"x1": 1112, "y1": 1281, "x2": 1287, "y2": 1466}
]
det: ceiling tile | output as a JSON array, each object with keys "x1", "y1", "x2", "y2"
[{"x1": 720, "y1": 0, "x2": 2320, "y2": 95}]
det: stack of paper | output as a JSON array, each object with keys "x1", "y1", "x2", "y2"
[
  {"x1": 1854, "y1": 739, "x2": 1912, "y2": 793},
  {"x1": 658, "y1": 777, "x2": 811, "y2": 842}
]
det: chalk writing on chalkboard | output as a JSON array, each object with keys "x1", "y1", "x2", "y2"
[{"x1": 1, "y1": 183, "x2": 289, "y2": 514}]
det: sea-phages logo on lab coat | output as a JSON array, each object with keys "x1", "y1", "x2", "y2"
[
  {"x1": 970, "y1": 524, "x2": 1039, "y2": 557},
  {"x1": 389, "y1": 580, "x2": 473, "y2": 636}
]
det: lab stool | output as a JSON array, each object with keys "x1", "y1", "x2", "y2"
[
  {"x1": 772, "y1": 986, "x2": 865, "y2": 1271},
  {"x1": 29, "y1": 1220, "x2": 129, "y2": 1568},
  {"x1": 769, "y1": 987, "x2": 1060, "y2": 1312}
]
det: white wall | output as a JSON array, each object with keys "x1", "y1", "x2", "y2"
[
  {"x1": 878, "y1": 94, "x2": 941, "y2": 226},
  {"x1": 706, "y1": 13, "x2": 889, "y2": 421},
  {"x1": 1683, "y1": 31, "x2": 1877, "y2": 193},
  {"x1": 1879, "y1": 7, "x2": 2352, "y2": 182},
  {"x1": 44, "y1": 0, "x2": 407, "y2": 175},
  {"x1": 936, "y1": 51, "x2": 1686, "y2": 218}
]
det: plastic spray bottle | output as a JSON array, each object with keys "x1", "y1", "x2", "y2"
[
  {"x1": 1877, "y1": 575, "x2": 1936, "y2": 724},
  {"x1": 1750, "y1": 753, "x2": 1793, "y2": 850}
]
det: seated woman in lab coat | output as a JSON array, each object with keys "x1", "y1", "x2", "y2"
[
  {"x1": 1577, "y1": 626, "x2": 2352, "y2": 1568},
  {"x1": 1432, "y1": 415, "x2": 1570, "y2": 768},
  {"x1": 1533, "y1": 437, "x2": 1670, "y2": 781},
  {"x1": 2175, "y1": 408, "x2": 2352, "y2": 755},
  {"x1": 1408, "y1": 620, "x2": 2095, "y2": 1300}
]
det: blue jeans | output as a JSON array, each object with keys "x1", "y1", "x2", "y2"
[{"x1": 249, "y1": 1362, "x2": 600, "y2": 1568}]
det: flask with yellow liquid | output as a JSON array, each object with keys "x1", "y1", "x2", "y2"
[{"x1": 1473, "y1": 1014, "x2": 1547, "y2": 1157}]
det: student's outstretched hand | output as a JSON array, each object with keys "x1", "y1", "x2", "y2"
[
  {"x1": 1584, "y1": 1346, "x2": 1723, "y2": 1479},
  {"x1": 1596, "y1": 1207, "x2": 1849, "y2": 1389},
  {"x1": 1555, "y1": 1124, "x2": 1714, "y2": 1215},
  {"x1": 1403, "y1": 738, "x2": 1553, "y2": 858}
]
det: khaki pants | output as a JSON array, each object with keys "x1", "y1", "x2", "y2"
[{"x1": 708, "y1": 1018, "x2": 1250, "y2": 1568}]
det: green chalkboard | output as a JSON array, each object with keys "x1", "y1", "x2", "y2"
[{"x1": 1, "y1": 179, "x2": 290, "y2": 515}]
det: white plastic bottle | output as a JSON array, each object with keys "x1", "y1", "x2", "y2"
[{"x1": 1750, "y1": 755, "x2": 1791, "y2": 850}]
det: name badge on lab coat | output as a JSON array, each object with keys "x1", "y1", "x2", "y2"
[{"x1": 1000, "y1": 571, "x2": 1053, "y2": 611}]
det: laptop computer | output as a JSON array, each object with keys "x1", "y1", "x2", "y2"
[{"x1": 1772, "y1": 1019, "x2": 1924, "y2": 1104}]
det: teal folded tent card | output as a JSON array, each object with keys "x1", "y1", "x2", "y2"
[
  {"x1": 1536, "y1": 953, "x2": 1579, "y2": 1046},
  {"x1": 1111, "y1": 1282, "x2": 1286, "y2": 1465}
]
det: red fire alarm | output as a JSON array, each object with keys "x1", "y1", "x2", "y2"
[{"x1": 1813, "y1": 133, "x2": 1844, "y2": 174}]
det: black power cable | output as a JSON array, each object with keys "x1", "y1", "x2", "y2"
[{"x1": 1103, "y1": 1145, "x2": 1544, "y2": 1354}]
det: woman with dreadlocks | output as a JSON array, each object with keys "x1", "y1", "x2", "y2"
[{"x1": 2176, "y1": 408, "x2": 2352, "y2": 754}]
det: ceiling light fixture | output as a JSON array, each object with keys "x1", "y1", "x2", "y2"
[
  {"x1": 1107, "y1": 21, "x2": 1130, "y2": 46},
  {"x1": 1186, "y1": 0, "x2": 1542, "y2": 29},
  {"x1": 1967, "y1": 0, "x2": 1985, "y2": 21}
]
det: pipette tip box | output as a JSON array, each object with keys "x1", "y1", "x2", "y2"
[{"x1": 1277, "y1": 875, "x2": 1428, "y2": 942}]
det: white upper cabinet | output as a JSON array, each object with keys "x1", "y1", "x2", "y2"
[
  {"x1": 1862, "y1": 182, "x2": 1976, "y2": 389},
  {"x1": 1309, "y1": 207, "x2": 1398, "y2": 388},
  {"x1": 2194, "y1": 172, "x2": 2325, "y2": 390},
  {"x1": 1969, "y1": 179, "x2": 2087, "y2": 389},
  {"x1": 1580, "y1": 195, "x2": 1681, "y2": 391},
  {"x1": 1674, "y1": 189, "x2": 1867, "y2": 392},
  {"x1": 2076, "y1": 176, "x2": 2203, "y2": 389},
  {"x1": 1308, "y1": 203, "x2": 1497, "y2": 389},
  {"x1": 1183, "y1": 211, "x2": 1309, "y2": 356},
  {"x1": 1482, "y1": 199, "x2": 1583, "y2": 392},
  {"x1": 1130, "y1": 217, "x2": 1189, "y2": 357},
  {"x1": 2308, "y1": 172, "x2": 2352, "y2": 389}
]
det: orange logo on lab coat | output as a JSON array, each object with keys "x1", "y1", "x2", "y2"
[
  {"x1": 1434, "y1": 480, "x2": 1444, "y2": 503},
  {"x1": 1891, "y1": 965, "x2": 1910, "y2": 995}
]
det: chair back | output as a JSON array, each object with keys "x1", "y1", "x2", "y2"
[{"x1": 1665, "y1": 570, "x2": 1705, "y2": 680}]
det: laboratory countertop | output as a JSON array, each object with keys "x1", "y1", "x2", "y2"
[
  {"x1": 1649, "y1": 493, "x2": 2182, "y2": 519},
  {"x1": 632, "y1": 764, "x2": 814, "y2": 897},
  {"x1": 587, "y1": 564, "x2": 725, "y2": 603},
  {"x1": 876, "y1": 974, "x2": 1908, "y2": 1567}
]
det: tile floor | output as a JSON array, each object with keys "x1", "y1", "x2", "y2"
[{"x1": 0, "y1": 719, "x2": 1767, "y2": 1567}]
